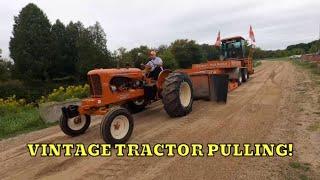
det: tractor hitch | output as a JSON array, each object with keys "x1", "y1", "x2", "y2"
[{"x1": 61, "y1": 105, "x2": 80, "y2": 119}]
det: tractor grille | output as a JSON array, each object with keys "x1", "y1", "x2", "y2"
[{"x1": 88, "y1": 74, "x2": 102, "y2": 97}]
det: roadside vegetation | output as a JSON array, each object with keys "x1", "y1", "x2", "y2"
[
  {"x1": 0, "y1": 96, "x2": 46, "y2": 139},
  {"x1": 0, "y1": 85, "x2": 89, "y2": 139},
  {"x1": 253, "y1": 60, "x2": 262, "y2": 67},
  {"x1": 288, "y1": 161, "x2": 312, "y2": 180},
  {"x1": 292, "y1": 59, "x2": 320, "y2": 135},
  {"x1": 292, "y1": 60, "x2": 320, "y2": 76},
  {"x1": 292, "y1": 59, "x2": 320, "y2": 89},
  {"x1": 39, "y1": 84, "x2": 89, "y2": 103}
]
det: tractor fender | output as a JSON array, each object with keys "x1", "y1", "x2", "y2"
[{"x1": 156, "y1": 69, "x2": 172, "y2": 90}]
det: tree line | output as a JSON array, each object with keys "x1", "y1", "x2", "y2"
[
  {"x1": 5, "y1": 3, "x2": 320, "y2": 84},
  {"x1": 253, "y1": 40, "x2": 320, "y2": 59},
  {"x1": 9, "y1": 3, "x2": 113, "y2": 83},
  {"x1": 5, "y1": 3, "x2": 224, "y2": 85},
  {"x1": 1, "y1": 3, "x2": 319, "y2": 101}
]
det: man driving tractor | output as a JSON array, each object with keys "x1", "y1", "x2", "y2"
[{"x1": 141, "y1": 50, "x2": 163, "y2": 80}]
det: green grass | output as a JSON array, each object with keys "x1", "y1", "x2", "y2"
[
  {"x1": 307, "y1": 122, "x2": 320, "y2": 132},
  {"x1": 289, "y1": 162, "x2": 311, "y2": 172},
  {"x1": 292, "y1": 60, "x2": 320, "y2": 75},
  {"x1": 287, "y1": 161, "x2": 311, "y2": 180},
  {"x1": 253, "y1": 60, "x2": 262, "y2": 67},
  {"x1": 292, "y1": 61, "x2": 320, "y2": 131},
  {"x1": 0, "y1": 105, "x2": 55, "y2": 139},
  {"x1": 292, "y1": 60, "x2": 320, "y2": 93},
  {"x1": 253, "y1": 57, "x2": 290, "y2": 67},
  {"x1": 299, "y1": 174, "x2": 308, "y2": 180},
  {"x1": 258, "y1": 57, "x2": 290, "y2": 61}
]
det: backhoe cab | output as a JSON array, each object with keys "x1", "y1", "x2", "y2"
[{"x1": 221, "y1": 36, "x2": 246, "y2": 60}]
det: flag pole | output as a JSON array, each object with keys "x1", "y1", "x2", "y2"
[
  {"x1": 318, "y1": 23, "x2": 320, "y2": 54},
  {"x1": 248, "y1": 25, "x2": 254, "y2": 60}
]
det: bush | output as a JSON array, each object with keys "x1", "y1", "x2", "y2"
[
  {"x1": 40, "y1": 84, "x2": 89, "y2": 103},
  {"x1": 253, "y1": 60, "x2": 262, "y2": 67},
  {"x1": 0, "y1": 80, "x2": 49, "y2": 102},
  {"x1": 0, "y1": 80, "x2": 24, "y2": 98},
  {"x1": 292, "y1": 60, "x2": 320, "y2": 75},
  {"x1": 0, "y1": 95, "x2": 27, "y2": 115}
]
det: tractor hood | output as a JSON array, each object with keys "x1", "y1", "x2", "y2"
[{"x1": 88, "y1": 68, "x2": 143, "y2": 76}]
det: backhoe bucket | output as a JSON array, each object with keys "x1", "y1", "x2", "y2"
[
  {"x1": 210, "y1": 74, "x2": 228, "y2": 103},
  {"x1": 190, "y1": 73, "x2": 228, "y2": 103}
]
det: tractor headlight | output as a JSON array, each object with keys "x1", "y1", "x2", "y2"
[{"x1": 110, "y1": 85, "x2": 117, "y2": 92}]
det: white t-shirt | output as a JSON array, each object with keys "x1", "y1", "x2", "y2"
[{"x1": 146, "y1": 57, "x2": 163, "y2": 71}]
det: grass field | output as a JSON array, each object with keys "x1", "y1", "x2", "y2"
[
  {"x1": 0, "y1": 84, "x2": 88, "y2": 139},
  {"x1": 0, "y1": 106, "x2": 49, "y2": 139},
  {"x1": 292, "y1": 59, "x2": 320, "y2": 87},
  {"x1": 0, "y1": 99, "x2": 55, "y2": 139},
  {"x1": 253, "y1": 60, "x2": 262, "y2": 67},
  {"x1": 292, "y1": 60, "x2": 320, "y2": 75}
]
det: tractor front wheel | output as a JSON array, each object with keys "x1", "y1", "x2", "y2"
[
  {"x1": 100, "y1": 107, "x2": 134, "y2": 144},
  {"x1": 59, "y1": 114, "x2": 91, "y2": 136},
  {"x1": 162, "y1": 72, "x2": 193, "y2": 117}
]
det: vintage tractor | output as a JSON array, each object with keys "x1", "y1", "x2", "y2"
[
  {"x1": 60, "y1": 68, "x2": 192, "y2": 144},
  {"x1": 60, "y1": 35, "x2": 254, "y2": 144}
]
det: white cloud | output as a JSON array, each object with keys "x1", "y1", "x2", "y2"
[{"x1": 0, "y1": 0, "x2": 319, "y2": 58}]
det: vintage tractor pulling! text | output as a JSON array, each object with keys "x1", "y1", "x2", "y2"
[{"x1": 60, "y1": 36, "x2": 254, "y2": 144}]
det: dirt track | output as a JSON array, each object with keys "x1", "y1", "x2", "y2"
[{"x1": 1, "y1": 60, "x2": 320, "y2": 179}]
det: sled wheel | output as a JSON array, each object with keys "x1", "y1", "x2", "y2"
[
  {"x1": 237, "y1": 70, "x2": 243, "y2": 86},
  {"x1": 242, "y1": 68, "x2": 248, "y2": 83}
]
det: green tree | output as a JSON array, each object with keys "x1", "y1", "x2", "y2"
[
  {"x1": 309, "y1": 40, "x2": 320, "y2": 54},
  {"x1": 88, "y1": 22, "x2": 108, "y2": 53},
  {"x1": 0, "y1": 60, "x2": 13, "y2": 81},
  {"x1": 157, "y1": 46, "x2": 177, "y2": 69},
  {"x1": 9, "y1": 3, "x2": 52, "y2": 82},
  {"x1": 65, "y1": 21, "x2": 84, "y2": 80},
  {"x1": 290, "y1": 48, "x2": 305, "y2": 55},
  {"x1": 76, "y1": 22, "x2": 112, "y2": 81},
  {"x1": 170, "y1": 39, "x2": 203, "y2": 68},
  {"x1": 0, "y1": 49, "x2": 13, "y2": 81},
  {"x1": 115, "y1": 47, "x2": 128, "y2": 67},
  {"x1": 200, "y1": 44, "x2": 220, "y2": 60},
  {"x1": 49, "y1": 19, "x2": 73, "y2": 79},
  {"x1": 128, "y1": 46, "x2": 150, "y2": 68}
]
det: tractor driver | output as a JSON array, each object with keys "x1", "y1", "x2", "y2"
[{"x1": 142, "y1": 50, "x2": 163, "y2": 80}]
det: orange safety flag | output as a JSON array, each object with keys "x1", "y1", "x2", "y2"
[
  {"x1": 249, "y1": 25, "x2": 255, "y2": 44},
  {"x1": 215, "y1": 31, "x2": 221, "y2": 47}
]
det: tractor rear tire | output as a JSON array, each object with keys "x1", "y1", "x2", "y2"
[
  {"x1": 127, "y1": 99, "x2": 146, "y2": 113},
  {"x1": 100, "y1": 107, "x2": 134, "y2": 145},
  {"x1": 162, "y1": 72, "x2": 193, "y2": 117},
  {"x1": 59, "y1": 114, "x2": 91, "y2": 136},
  {"x1": 242, "y1": 68, "x2": 248, "y2": 83}
]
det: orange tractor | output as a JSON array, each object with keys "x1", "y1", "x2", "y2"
[{"x1": 60, "y1": 36, "x2": 254, "y2": 144}]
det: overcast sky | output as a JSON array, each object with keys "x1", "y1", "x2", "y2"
[{"x1": 0, "y1": 0, "x2": 320, "y2": 58}]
